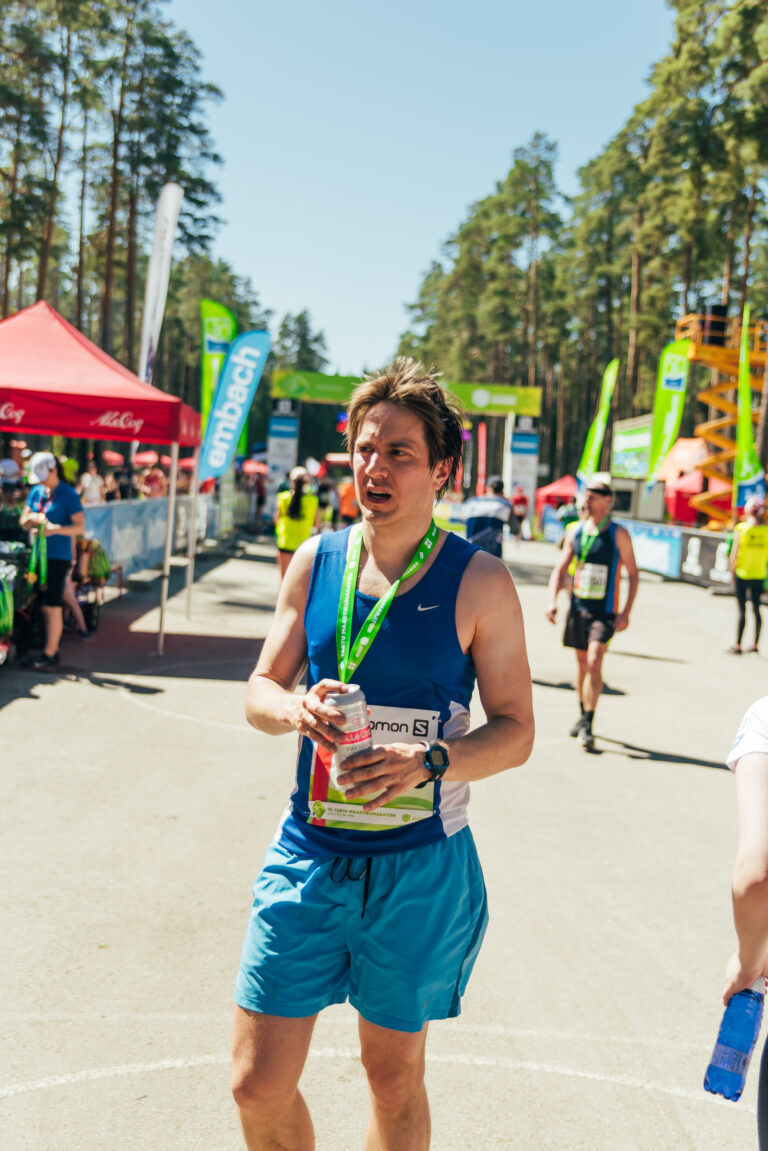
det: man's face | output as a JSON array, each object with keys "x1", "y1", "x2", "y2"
[
  {"x1": 584, "y1": 490, "x2": 611, "y2": 518},
  {"x1": 352, "y1": 402, "x2": 451, "y2": 528}
]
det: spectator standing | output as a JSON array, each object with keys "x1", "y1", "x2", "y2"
[
  {"x1": 78, "y1": 459, "x2": 106, "y2": 505},
  {"x1": 274, "y1": 466, "x2": 320, "y2": 580},
  {"x1": 338, "y1": 475, "x2": 359, "y2": 525},
  {"x1": 510, "y1": 483, "x2": 529, "y2": 541},
  {"x1": 728, "y1": 495, "x2": 768, "y2": 654},
  {"x1": 461, "y1": 476, "x2": 512, "y2": 557},
  {"x1": 19, "y1": 452, "x2": 84, "y2": 670},
  {"x1": 141, "y1": 463, "x2": 168, "y2": 498}
]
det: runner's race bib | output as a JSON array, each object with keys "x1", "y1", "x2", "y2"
[
  {"x1": 307, "y1": 704, "x2": 440, "y2": 831},
  {"x1": 574, "y1": 562, "x2": 608, "y2": 600}
]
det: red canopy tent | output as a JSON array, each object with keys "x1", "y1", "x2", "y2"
[
  {"x1": 664, "y1": 471, "x2": 731, "y2": 525},
  {"x1": 0, "y1": 301, "x2": 199, "y2": 445},
  {"x1": 535, "y1": 474, "x2": 578, "y2": 522},
  {"x1": 0, "y1": 301, "x2": 202, "y2": 653}
]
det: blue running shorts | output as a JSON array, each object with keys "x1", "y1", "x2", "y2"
[{"x1": 234, "y1": 826, "x2": 488, "y2": 1033}]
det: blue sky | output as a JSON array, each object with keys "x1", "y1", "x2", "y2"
[{"x1": 167, "y1": 0, "x2": 674, "y2": 375}]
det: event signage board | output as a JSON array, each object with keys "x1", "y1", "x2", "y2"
[
  {"x1": 198, "y1": 331, "x2": 271, "y2": 483},
  {"x1": 272, "y1": 370, "x2": 542, "y2": 417},
  {"x1": 576, "y1": 358, "x2": 619, "y2": 492},
  {"x1": 510, "y1": 419, "x2": 539, "y2": 524},
  {"x1": 678, "y1": 529, "x2": 732, "y2": 588},
  {"x1": 138, "y1": 182, "x2": 183, "y2": 385},
  {"x1": 612, "y1": 418, "x2": 651, "y2": 479},
  {"x1": 266, "y1": 398, "x2": 299, "y2": 510},
  {"x1": 645, "y1": 339, "x2": 691, "y2": 494},
  {"x1": 200, "y1": 299, "x2": 238, "y2": 434},
  {"x1": 733, "y1": 303, "x2": 765, "y2": 509}
]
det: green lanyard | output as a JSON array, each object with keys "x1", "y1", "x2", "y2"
[
  {"x1": 336, "y1": 520, "x2": 439, "y2": 683},
  {"x1": 578, "y1": 516, "x2": 609, "y2": 566},
  {"x1": 28, "y1": 525, "x2": 48, "y2": 589}
]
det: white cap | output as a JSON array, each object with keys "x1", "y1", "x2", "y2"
[
  {"x1": 745, "y1": 495, "x2": 765, "y2": 513},
  {"x1": 28, "y1": 451, "x2": 56, "y2": 484}
]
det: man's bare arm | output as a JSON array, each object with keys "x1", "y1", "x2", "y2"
[
  {"x1": 724, "y1": 753, "x2": 768, "y2": 1001},
  {"x1": 545, "y1": 532, "x2": 575, "y2": 622},
  {"x1": 244, "y1": 537, "x2": 345, "y2": 748},
  {"x1": 614, "y1": 527, "x2": 639, "y2": 632}
]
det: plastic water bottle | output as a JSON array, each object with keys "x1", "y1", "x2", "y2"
[
  {"x1": 326, "y1": 685, "x2": 372, "y2": 793},
  {"x1": 704, "y1": 977, "x2": 765, "y2": 1101}
]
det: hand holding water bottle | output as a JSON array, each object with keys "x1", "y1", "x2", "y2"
[{"x1": 704, "y1": 971, "x2": 765, "y2": 1101}]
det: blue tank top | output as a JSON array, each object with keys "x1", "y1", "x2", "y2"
[
  {"x1": 276, "y1": 527, "x2": 479, "y2": 858},
  {"x1": 571, "y1": 520, "x2": 621, "y2": 616}
]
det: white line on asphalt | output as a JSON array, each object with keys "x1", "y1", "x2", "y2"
[
  {"x1": 0, "y1": 1014, "x2": 711, "y2": 1053},
  {"x1": 0, "y1": 1047, "x2": 753, "y2": 1113}
]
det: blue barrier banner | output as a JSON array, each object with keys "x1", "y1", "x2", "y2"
[
  {"x1": 84, "y1": 501, "x2": 168, "y2": 578},
  {"x1": 618, "y1": 519, "x2": 682, "y2": 579},
  {"x1": 199, "y1": 331, "x2": 271, "y2": 482}
]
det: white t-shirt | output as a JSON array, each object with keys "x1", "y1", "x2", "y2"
[
  {"x1": 79, "y1": 472, "x2": 105, "y2": 505},
  {"x1": 726, "y1": 697, "x2": 768, "y2": 771},
  {"x1": 0, "y1": 458, "x2": 21, "y2": 482}
]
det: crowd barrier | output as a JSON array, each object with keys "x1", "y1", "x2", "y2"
[
  {"x1": 540, "y1": 506, "x2": 732, "y2": 590},
  {"x1": 83, "y1": 495, "x2": 212, "y2": 580}
]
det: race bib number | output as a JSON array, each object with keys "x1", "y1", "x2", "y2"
[
  {"x1": 307, "y1": 704, "x2": 439, "y2": 832},
  {"x1": 574, "y1": 562, "x2": 608, "y2": 600}
]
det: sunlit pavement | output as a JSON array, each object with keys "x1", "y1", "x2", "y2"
[{"x1": 1, "y1": 535, "x2": 760, "y2": 1149}]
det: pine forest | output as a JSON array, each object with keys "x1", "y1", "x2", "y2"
[{"x1": 2, "y1": 0, "x2": 768, "y2": 475}]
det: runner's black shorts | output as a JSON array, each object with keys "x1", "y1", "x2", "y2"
[
  {"x1": 563, "y1": 603, "x2": 615, "y2": 650},
  {"x1": 42, "y1": 558, "x2": 71, "y2": 608}
]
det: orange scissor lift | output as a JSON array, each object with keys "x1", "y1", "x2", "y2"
[{"x1": 674, "y1": 313, "x2": 768, "y2": 528}]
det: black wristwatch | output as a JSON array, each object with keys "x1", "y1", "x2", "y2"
[{"x1": 416, "y1": 740, "x2": 450, "y2": 788}]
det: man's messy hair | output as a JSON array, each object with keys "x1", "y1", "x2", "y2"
[{"x1": 344, "y1": 357, "x2": 464, "y2": 498}]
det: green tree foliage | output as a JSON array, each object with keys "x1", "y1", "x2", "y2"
[{"x1": 400, "y1": 3, "x2": 768, "y2": 478}]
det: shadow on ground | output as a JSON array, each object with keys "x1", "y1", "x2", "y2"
[
  {"x1": 599, "y1": 735, "x2": 727, "y2": 770},
  {"x1": 0, "y1": 550, "x2": 268, "y2": 710}
]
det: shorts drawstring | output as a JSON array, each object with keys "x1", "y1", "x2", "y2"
[{"x1": 330, "y1": 856, "x2": 373, "y2": 918}]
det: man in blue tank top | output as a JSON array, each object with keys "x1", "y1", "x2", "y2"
[
  {"x1": 232, "y1": 357, "x2": 534, "y2": 1150},
  {"x1": 545, "y1": 477, "x2": 638, "y2": 752}
]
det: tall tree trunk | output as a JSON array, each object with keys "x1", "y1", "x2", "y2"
[
  {"x1": 527, "y1": 196, "x2": 538, "y2": 390},
  {"x1": 2, "y1": 120, "x2": 21, "y2": 317},
  {"x1": 37, "y1": 28, "x2": 72, "y2": 301},
  {"x1": 738, "y1": 183, "x2": 757, "y2": 316},
  {"x1": 721, "y1": 224, "x2": 734, "y2": 310},
  {"x1": 100, "y1": 16, "x2": 135, "y2": 354},
  {"x1": 124, "y1": 57, "x2": 146, "y2": 371},
  {"x1": 682, "y1": 241, "x2": 692, "y2": 316},
  {"x1": 625, "y1": 210, "x2": 644, "y2": 417},
  {"x1": 75, "y1": 109, "x2": 88, "y2": 330}
]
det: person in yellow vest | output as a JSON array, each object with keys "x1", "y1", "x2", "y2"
[
  {"x1": 729, "y1": 495, "x2": 768, "y2": 654},
  {"x1": 274, "y1": 466, "x2": 320, "y2": 581}
]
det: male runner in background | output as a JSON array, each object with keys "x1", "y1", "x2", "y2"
[
  {"x1": 461, "y1": 475, "x2": 512, "y2": 557},
  {"x1": 545, "y1": 477, "x2": 638, "y2": 752},
  {"x1": 232, "y1": 357, "x2": 534, "y2": 1150}
]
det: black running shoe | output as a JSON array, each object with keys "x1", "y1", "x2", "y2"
[
  {"x1": 569, "y1": 717, "x2": 586, "y2": 738},
  {"x1": 579, "y1": 727, "x2": 596, "y2": 752},
  {"x1": 24, "y1": 651, "x2": 60, "y2": 670}
]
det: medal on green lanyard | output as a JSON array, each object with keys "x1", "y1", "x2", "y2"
[
  {"x1": 578, "y1": 515, "x2": 610, "y2": 566},
  {"x1": 336, "y1": 520, "x2": 440, "y2": 683}
]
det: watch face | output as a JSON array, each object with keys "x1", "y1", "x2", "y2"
[{"x1": 429, "y1": 744, "x2": 448, "y2": 768}]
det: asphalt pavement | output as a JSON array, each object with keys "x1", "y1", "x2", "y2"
[{"x1": 0, "y1": 533, "x2": 764, "y2": 1150}]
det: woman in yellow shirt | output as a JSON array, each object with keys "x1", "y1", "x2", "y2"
[
  {"x1": 274, "y1": 466, "x2": 320, "y2": 580},
  {"x1": 729, "y1": 495, "x2": 768, "y2": 653}
]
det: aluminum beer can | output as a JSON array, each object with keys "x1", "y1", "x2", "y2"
[{"x1": 327, "y1": 684, "x2": 372, "y2": 792}]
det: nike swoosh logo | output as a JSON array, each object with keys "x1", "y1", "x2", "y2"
[{"x1": 417, "y1": 604, "x2": 439, "y2": 612}]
